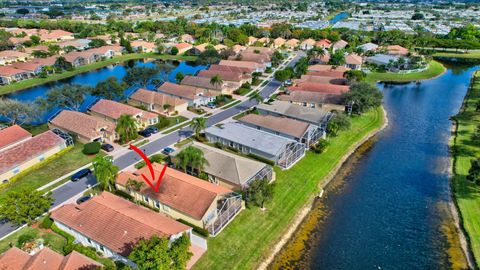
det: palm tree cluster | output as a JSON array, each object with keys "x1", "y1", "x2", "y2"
[
  {"x1": 116, "y1": 114, "x2": 138, "y2": 144},
  {"x1": 189, "y1": 117, "x2": 207, "y2": 139},
  {"x1": 174, "y1": 146, "x2": 209, "y2": 175}
]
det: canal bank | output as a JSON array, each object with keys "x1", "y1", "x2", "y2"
[{"x1": 270, "y1": 63, "x2": 479, "y2": 270}]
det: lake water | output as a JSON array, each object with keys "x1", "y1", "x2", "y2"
[
  {"x1": 271, "y1": 63, "x2": 479, "y2": 270},
  {"x1": 4, "y1": 59, "x2": 207, "y2": 124},
  {"x1": 329, "y1": 12, "x2": 349, "y2": 24}
]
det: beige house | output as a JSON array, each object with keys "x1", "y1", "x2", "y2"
[
  {"x1": 181, "y1": 75, "x2": 236, "y2": 95},
  {"x1": 285, "y1": 39, "x2": 300, "y2": 49},
  {"x1": 89, "y1": 99, "x2": 158, "y2": 129},
  {"x1": 131, "y1": 40, "x2": 156, "y2": 53},
  {"x1": 116, "y1": 164, "x2": 244, "y2": 236},
  {"x1": 128, "y1": 88, "x2": 188, "y2": 116},
  {"x1": 272, "y1": 37, "x2": 286, "y2": 48},
  {"x1": 0, "y1": 131, "x2": 66, "y2": 183},
  {"x1": 49, "y1": 110, "x2": 117, "y2": 143},
  {"x1": 300, "y1": 38, "x2": 316, "y2": 50}
]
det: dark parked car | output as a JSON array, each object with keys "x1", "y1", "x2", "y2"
[
  {"x1": 101, "y1": 143, "x2": 114, "y2": 152},
  {"x1": 162, "y1": 147, "x2": 175, "y2": 155},
  {"x1": 71, "y1": 168, "x2": 92, "y2": 181},
  {"x1": 138, "y1": 129, "x2": 152, "y2": 137},
  {"x1": 145, "y1": 126, "x2": 159, "y2": 134},
  {"x1": 76, "y1": 195, "x2": 91, "y2": 205}
]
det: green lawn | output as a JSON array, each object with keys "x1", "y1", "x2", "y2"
[
  {"x1": 0, "y1": 53, "x2": 197, "y2": 95},
  {"x1": 366, "y1": 60, "x2": 446, "y2": 83},
  {"x1": 0, "y1": 142, "x2": 100, "y2": 201},
  {"x1": 157, "y1": 115, "x2": 188, "y2": 131},
  {"x1": 451, "y1": 70, "x2": 480, "y2": 267},
  {"x1": 193, "y1": 107, "x2": 384, "y2": 270},
  {"x1": 0, "y1": 226, "x2": 66, "y2": 254},
  {"x1": 434, "y1": 51, "x2": 480, "y2": 59}
]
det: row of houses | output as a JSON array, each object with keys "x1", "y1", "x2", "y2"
[
  {"x1": 49, "y1": 99, "x2": 158, "y2": 144},
  {"x1": 0, "y1": 45, "x2": 123, "y2": 85}
]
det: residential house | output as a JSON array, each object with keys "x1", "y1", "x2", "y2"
[
  {"x1": 0, "y1": 66, "x2": 32, "y2": 85},
  {"x1": 256, "y1": 100, "x2": 332, "y2": 127},
  {"x1": 10, "y1": 61, "x2": 45, "y2": 75},
  {"x1": 116, "y1": 164, "x2": 243, "y2": 236},
  {"x1": 0, "y1": 125, "x2": 32, "y2": 152},
  {"x1": 316, "y1": 39, "x2": 332, "y2": 49},
  {"x1": 189, "y1": 43, "x2": 209, "y2": 55},
  {"x1": 58, "y1": 39, "x2": 92, "y2": 51},
  {"x1": 0, "y1": 50, "x2": 31, "y2": 65},
  {"x1": 208, "y1": 64, "x2": 252, "y2": 75},
  {"x1": 89, "y1": 99, "x2": 158, "y2": 128},
  {"x1": 244, "y1": 46, "x2": 274, "y2": 57},
  {"x1": 247, "y1": 36, "x2": 258, "y2": 45},
  {"x1": 0, "y1": 131, "x2": 66, "y2": 183},
  {"x1": 181, "y1": 34, "x2": 195, "y2": 43},
  {"x1": 228, "y1": 52, "x2": 271, "y2": 67},
  {"x1": 88, "y1": 45, "x2": 123, "y2": 59},
  {"x1": 365, "y1": 54, "x2": 400, "y2": 67},
  {"x1": 0, "y1": 247, "x2": 102, "y2": 270},
  {"x1": 174, "y1": 43, "x2": 194, "y2": 54},
  {"x1": 273, "y1": 37, "x2": 286, "y2": 48},
  {"x1": 332, "y1": 39, "x2": 348, "y2": 51},
  {"x1": 63, "y1": 51, "x2": 92, "y2": 67},
  {"x1": 218, "y1": 60, "x2": 265, "y2": 73},
  {"x1": 213, "y1": 44, "x2": 227, "y2": 52},
  {"x1": 239, "y1": 114, "x2": 324, "y2": 148},
  {"x1": 295, "y1": 74, "x2": 348, "y2": 85},
  {"x1": 51, "y1": 192, "x2": 197, "y2": 267},
  {"x1": 181, "y1": 75, "x2": 234, "y2": 95},
  {"x1": 300, "y1": 38, "x2": 316, "y2": 50},
  {"x1": 232, "y1": 44, "x2": 246, "y2": 54},
  {"x1": 205, "y1": 122, "x2": 305, "y2": 169},
  {"x1": 345, "y1": 53, "x2": 363, "y2": 70},
  {"x1": 257, "y1": 37, "x2": 270, "y2": 45},
  {"x1": 288, "y1": 82, "x2": 350, "y2": 95},
  {"x1": 128, "y1": 88, "x2": 188, "y2": 115},
  {"x1": 8, "y1": 36, "x2": 30, "y2": 46},
  {"x1": 49, "y1": 110, "x2": 117, "y2": 143},
  {"x1": 277, "y1": 90, "x2": 345, "y2": 110},
  {"x1": 357, "y1": 42, "x2": 378, "y2": 53},
  {"x1": 197, "y1": 69, "x2": 252, "y2": 85},
  {"x1": 38, "y1": 29, "x2": 74, "y2": 42},
  {"x1": 157, "y1": 82, "x2": 215, "y2": 107},
  {"x1": 24, "y1": 45, "x2": 50, "y2": 55},
  {"x1": 285, "y1": 39, "x2": 300, "y2": 49},
  {"x1": 171, "y1": 141, "x2": 275, "y2": 190},
  {"x1": 131, "y1": 40, "x2": 156, "y2": 53},
  {"x1": 386, "y1": 45, "x2": 409, "y2": 56}
]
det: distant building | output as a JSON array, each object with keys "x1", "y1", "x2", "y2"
[
  {"x1": 156, "y1": 82, "x2": 215, "y2": 107},
  {"x1": 128, "y1": 88, "x2": 188, "y2": 116},
  {"x1": 256, "y1": 100, "x2": 331, "y2": 127},
  {"x1": 89, "y1": 99, "x2": 158, "y2": 129}
]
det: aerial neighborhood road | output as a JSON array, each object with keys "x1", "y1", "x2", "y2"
[{"x1": 0, "y1": 51, "x2": 305, "y2": 240}]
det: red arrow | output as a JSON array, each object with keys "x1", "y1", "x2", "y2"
[{"x1": 129, "y1": 144, "x2": 167, "y2": 193}]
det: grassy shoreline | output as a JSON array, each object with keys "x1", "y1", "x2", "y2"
[
  {"x1": 0, "y1": 53, "x2": 197, "y2": 96},
  {"x1": 193, "y1": 107, "x2": 385, "y2": 270},
  {"x1": 366, "y1": 60, "x2": 446, "y2": 83},
  {"x1": 434, "y1": 52, "x2": 480, "y2": 60},
  {"x1": 450, "y1": 70, "x2": 480, "y2": 268}
]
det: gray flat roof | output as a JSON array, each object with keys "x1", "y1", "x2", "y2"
[
  {"x1": 256, "y1": 100, "x2": 329, "y2": 125},
  {"x1": 205, "y1": 122, "x2": 297, "y2": 157}
]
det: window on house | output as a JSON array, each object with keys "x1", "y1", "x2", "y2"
[
  {"x1": 163, "y1": 205, "x2": 170, "y2": 212},
  {"x1": 143, "y1": 196, "x2": 149, "y2": 203},
  {"x1": 87, "y1": 239, "x2": 92, "y2": 244},
  {"x1": 154, "y1": 201, "x2": 160, "y2": 208},
  {"x1": 12, "y1": 167, "x2": 20, "y2": 174}
]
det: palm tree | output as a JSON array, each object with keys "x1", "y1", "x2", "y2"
[
  {"x1": 126, "y1": 178, "x2": 145, "y2": 192},
  {"x1": 93, "y1": 155, "x2": 119, "y2": 191},
  {"x1": 249, "y1": 91, "x2": 263, "y2": 104},
  {"x1": 175, "y1": 146, "x2": 209, "y2": 174},
  {"x1": 116, "y1": 114, "x2": 138, "y2": 144},
  {"x1": 189, "y1": 117, "x2": 207, "y2": 139},
  {"x1": 210, "y1": 75, "x2": 223, "y2": 88}
]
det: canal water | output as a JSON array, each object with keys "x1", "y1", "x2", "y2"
[
  {"x1": 271, "y1": 63, "x2": 479, "y2": 270},
  {"x1": 4, "y1": 59, "x2": 206, "y2": 123}
]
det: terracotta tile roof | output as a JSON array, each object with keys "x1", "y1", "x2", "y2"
[
  {"x1": 63, "y1": 51, "x2": 92, "y2": 63},
  {"x1": 90, "y1": 99, "x2": 157, "y2": 121},
  {"x1": 130, "y1": 88, "x2": 187, "y2": 108},
  {"x1": 39, "y1": 29, "x2": 73, "y2": 41},
  {"x1": 306, "y1": 70, "x2": 346, "y2": 78},
  {"x1": 232, "y1": 44, "x2": 246, "y2": 54},
  {"x1": 296, "y1": 74, "x2": 347, "y2": 85},
  {"x1": 88, "y1": 45, "x2": 123, "y2": 55},
  {"x1": 0, "y1": 125, "x2": 32, "y2": 151},
  {"x1": 131, "y1": 40, "x2": 156, "y2": 49},
  {"x1": 0, "y1": 131, "x2": 64, "y2": 175},
  {"x1": 51, "y1": 192, "x2": 190, "y2": 257},
  {"x1": 345, "y1": 54, "x2": 363, "y2": 65},
  {"x1": 157, "y1": 82, "x2": 212, "y2": 100},
  {"x1": 31, "y1": 56, "x2": 57, "y2": 66},
  {"x1": 307, "y1": 65, "x2": 350, "y2": 73},
  {"x1": 8, "y1": 36, "x2": 30, "y2": 45},
  {"x1": 288, "y1": 82, "x2": 349, "y2": 94},
  {"x1": 286, "y1": 39, "x2": 299, "y2": 47},
  {"x1": 208, "y1": 64, "x2": 252, "y2": 74},
  {"x1": 0, "y1": 247, "x2": 102, "y2": 270},
  {"x1": 181, "y1": 75, "x2": 225, "y2": 91},
  {"x1": 175, "y1": 43, "x2": 193, "y2": 50},
  {"x1": 197, "y1": 70, "x2": 250, "y2": 82},
  {"x1": 278, "y1": 90, "x2": 344, "y2": 105},
  {"x1": 239, "y1": 114, "x2": 310, "y2": 138},
  {"x1": 387, "y1": 45, "x2": 409, "y2": 55},
  {"x1": 316, "y1": 39, "x2": 332, "y2": 48},
  {"x1": 50, "y1": 110, "x2": 115, "y2": 141},
  {"x1": 301, "y1": 38, "x2": 316, "y2": 46},
  {"x1": 248, "y1": 36, "x2": 257, "y2": 43},
  {"x1": 273, "y1": 37, "x2": 286, "y2": 46},
  {"x1": 244, "y1": 46, "x2": 273, "y2": 56},
  {"x1": 117, "y1": 164, "x2": 233, "y2": 219},
  {"x1": 213, "y1": 44, "x2": 227, "y2": 51},
  {"x1": 333, "y1": 39, "x2": 348, "y2": 49},
  {"x1": 218, "y1": 60, "x2": 262, "y2": 71},
  {"x1": 0, "y1": 66, "x2": 30, "y2": 76},
  {"x1": 10, "y1": 61, "x2": 44, "y2": 72},
  {"x1": 229, "y1": 52, "x2": 270, "y2": 64},
  {"x1": 0, "y1": 51, "x2": 30, "y2": 58},
  {"x1": 193, "y1": 43, "x2": 209, "y2": 53}
]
